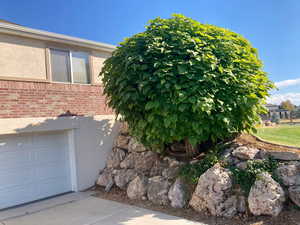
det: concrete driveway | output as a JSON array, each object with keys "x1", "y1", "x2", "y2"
[{"x1": 0, "y1": 193, "x2": 205, "y2": 225}]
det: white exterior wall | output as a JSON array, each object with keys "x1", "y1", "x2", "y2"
[{"x1": 0, "y1": 115, "x2": 119, "y2": 191}]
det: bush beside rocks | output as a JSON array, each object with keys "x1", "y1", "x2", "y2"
[{"x1": 97, "y1": 129, "x2": 300, "y2": 218}]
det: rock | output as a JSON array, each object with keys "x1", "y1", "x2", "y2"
[
  {"x1": 114, "y1": 169, "x2": 137, "y2": 189},
  {"x1": 105, "y1": 180, "x2": 114, "y2": 192},
  {"x1": 120, "y1": 153, "x2": 136, "y2": 169},
  {"x1": 288, "y1": 186, "x2": 300, "y2": 207},
  {"x1": 115, "y1": 134, "x2": 130, "y2": 149},
  {"x1": 222, "y1": 196, "x2": 238, "y2": 218},
  {"x1": 276, "y1": 162, "x2": 300, "y2": 186},
  {"x1": 128, "y1": 138, "x2": 147, "y2": 152},
  {"x1": 259, "y1": 149, "x2": 269, "y2": 159},
  {"x1": 248, "y1": 172, "x2": 285, "y2": 216},
  {"x1": 267, "y1": 151, "x2": 300, "y2": 161},
  {"x1": 189, "y1": 163, "x2": 237, "y2": 217},
  {"x1": 232, "y1": 146, "x2": 259, "y2": 160},
  {"x1": 127, "y1": 175, "x2": 148, "y2": 200},
  {"x1": 163, "y1": 156, "x2": 183, "y2": 168},
  {"x1": 107, "y1": 148, "x2": 126, "y2": 169},
  {"x1": 150, "y1": 160, "x2": 168, "y2": 177},
  {"x1": 236, "y1": 161, "x2": 248, "y2": 170},
  {"x1": 147, "y1": 176, "x2": 171, "y2": 205},
  {"x1": 97, "y1": 168, "x2": 113, "y2": 189},
  {"x1": 119, "y1": 122, "x2": 129, "y2": 135},
  {"x1": 190, "y1": 159, "x2": 200, "y2": 165},
  {"x1": 220, "y1": 147, "x2": 234, "y2": 163},
  {"x1": 168, "y1": 178, "x2": 190, "y2": 208},
  {"x1": 220, "y1": 147, "x2": 244, "y2": 166},
  {"x1": 162, "y1": 167, "x2": 180, "y2": 180},
  {"x1": 134, "y1": 151, "x2": 157, "y2": 175},
  {"x1": 237, "y1": 195, "x2": 247, "y2": 213}
]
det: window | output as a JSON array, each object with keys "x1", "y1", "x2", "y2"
[{"x1": 50, "y1": 49, "x2": 90, "y2": 84}]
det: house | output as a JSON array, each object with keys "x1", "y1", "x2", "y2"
[
  {"x1": 0, "y1": 20, "x2": 119, "y2": 209},
  {"x1": 265, "y1": 104, "x2": 290, "y2": 120}
]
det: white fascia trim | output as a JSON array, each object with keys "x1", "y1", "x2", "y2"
[{"x1": 0, "y1": 22, "x2": 116, "y2": 53}]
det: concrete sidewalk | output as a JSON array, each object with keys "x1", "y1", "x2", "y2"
[{"x1": 0, "y1": 195, "x2": 206, "y2": 225}]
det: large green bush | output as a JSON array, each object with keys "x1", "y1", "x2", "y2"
[{"x1": 101, "y1": 14, "x2": 274, "y2": 153}]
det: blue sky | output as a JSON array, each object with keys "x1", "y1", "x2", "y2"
[{"x1": 1, "y1": 0, "x2": 300, "y2": 105}]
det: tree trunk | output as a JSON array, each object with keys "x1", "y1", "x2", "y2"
[{"x1": 184, "y1": 138, "x2": 197, "y2": 157}]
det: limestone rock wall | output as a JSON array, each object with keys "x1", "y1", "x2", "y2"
[{"x1": 97, "y1": 128, "x2": 300, "y2": 218}]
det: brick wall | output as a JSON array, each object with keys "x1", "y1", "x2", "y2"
[{"x1": 0, "y1": 80, "x2": 113, "y2": 118}]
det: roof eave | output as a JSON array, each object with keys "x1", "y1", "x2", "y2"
[{"x1": 0, "y1": 22, "x2": 116, "y2": 53}]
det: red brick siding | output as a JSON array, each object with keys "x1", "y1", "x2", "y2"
[{"x1": 0, "y1": 80, "x2": 113, "y2": 118}]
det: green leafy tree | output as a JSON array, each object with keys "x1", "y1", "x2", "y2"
[
  {"x1": 280, "y1": 100, "x2": 295, "y2": 111},
  {"x1": 101, "y1": 14, "x2": 274, "y2": 155},
  {"x1": 280, "y1": 100, "x2": 295, "y2": 121}
]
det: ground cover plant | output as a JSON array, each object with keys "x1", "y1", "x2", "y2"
[
  {"x1": 179, "y1": 146, "x2": 279, "y2": 196},
  {"x1": 101, "y1": 14, "x2": 274, "y2": 155},
  {"x1": 227, "y1": 157, "x2": 279, "y2": 195}
]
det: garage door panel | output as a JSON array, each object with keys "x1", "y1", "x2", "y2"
[
  {"x1": 0, "y1": 168, "x2": 35, "y2": 190},
  {"x1": 36, "y1": 177, "x2": 71, "y2": 199},
  {"x1": 0, "y1": 150, "x2": 33, "y2": 170},
  {"x1": 0, "y1": 135, "x2": 32, "y2": 151},
  {"x1": 36, "y1": 162, "x2": 70, "y2": 180},
  {"x1": 0, "y1": 131, "x2": 73, "y2": 209},
  {"x1": 0, "y1": 184, "x2": 36, "y2": 207},
  {"x1": 32, "y1": 132, "x2": 67, "y2": 148},
  {"x1": 34, "y1": 147, "x2": 68, "y2": 163}
]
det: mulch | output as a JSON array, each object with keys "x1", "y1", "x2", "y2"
[{"x1": 236, "y1": 134, "x2": 300, "y2": 153}]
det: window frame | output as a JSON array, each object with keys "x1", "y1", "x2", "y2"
[{"x1": 47, "y1": 47, "x2": 93, "y2": 85}]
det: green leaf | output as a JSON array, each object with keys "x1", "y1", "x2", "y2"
[
  {"x1": 145, "y1": 101, "x2": 159, "y2": 110},
  {"x1": 177, "y1": 65, "x2": 187, "y2": 74}
]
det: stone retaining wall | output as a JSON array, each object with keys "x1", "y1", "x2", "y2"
[{"x1": 97, "y1": 126, "x2": 300, "y2": 218}]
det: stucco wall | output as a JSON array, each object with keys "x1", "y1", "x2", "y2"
[
  {"x1": 0, "y1": 33, "x2": 111, "y2": 84},
  {"x1": 0, "y1": 115, "x2": 119, "y2": 191},
  {"x1": 0, "y1": 33, "x2": 47, "y2": 80},
  {"x1": 91, "y1": 51, "x2": 111, "y2": 84}
]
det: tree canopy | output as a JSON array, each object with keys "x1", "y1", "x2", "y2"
[
  {"x1": 280, "y1": 100, "x2": 295, "y2": 111},
  {"x1": 101, "y1": 14, "x2": 274, "y2": 154}
]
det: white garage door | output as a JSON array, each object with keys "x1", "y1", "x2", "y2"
[{"x1": 0, "y1": 131, "x2": 73, "y2": 209}]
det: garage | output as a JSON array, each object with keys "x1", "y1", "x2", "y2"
[{"x1": 0, "y1": 131, "x2": 73, "y2": 209}]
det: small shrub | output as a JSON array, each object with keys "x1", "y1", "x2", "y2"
[
  {"x1": 179, "y1": 144, "x2": 226, "y2": 183},
  {"x1": 180, "y1": 150, "x2": 279, "y2": 195},
  {"x1": 228, "y1": 157, "x2": 279, "y2": 195},
  {"x1": 101, "y1": 14, "x2": 274, "y2": 153}
]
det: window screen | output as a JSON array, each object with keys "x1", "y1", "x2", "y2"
[{"x1": 50, "y1": 49, "x2": 71, "y2": 82}]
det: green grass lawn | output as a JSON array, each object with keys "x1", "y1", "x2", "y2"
[{"x1": 255, "y1": 125, "x2": 300, "y2": 147}]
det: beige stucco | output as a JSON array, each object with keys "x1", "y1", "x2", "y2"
[
  {"x1": 0, "y1": 115, "x2": 119, "y2": 191},
  {"x1": 0, "y1": 33, "x2": 47, "y2": 80},
  {"x1": 0, "y1": 33, "x2": 112, "y2": 84},
  {"x1": 91, "y1": 51, "x2": 111, "y2": 84}
]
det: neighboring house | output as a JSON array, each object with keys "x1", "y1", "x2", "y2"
[
  {"x1": 0, "y1": 20, "x2": 119, "y2": 209},
  {"x1": 265, "y1": 104, "x2": 290, "y2": 120}
]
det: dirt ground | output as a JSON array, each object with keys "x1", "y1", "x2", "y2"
[
  {"x1": 93, "y1": 186, "x2": 300, "y2": 225},
  {"x1": 236, "y1": 134, "x2": 300, "y2": 152}
]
